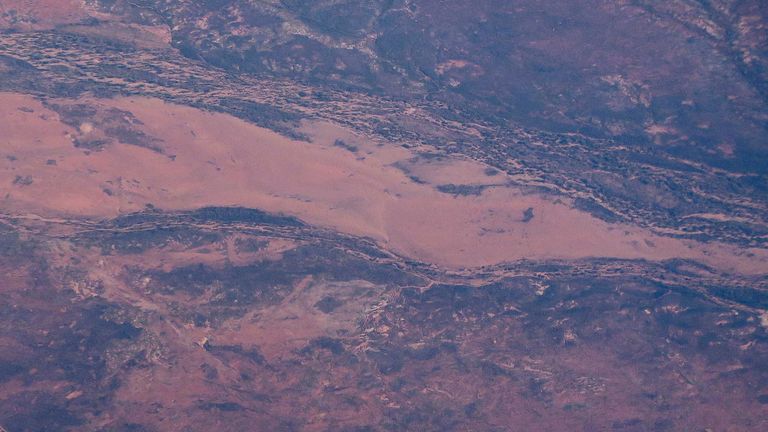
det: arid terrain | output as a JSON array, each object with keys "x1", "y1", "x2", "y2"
[{"x1": 0, "y1": 1, "x2": 767, "y2": 431}]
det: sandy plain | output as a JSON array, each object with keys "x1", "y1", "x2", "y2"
[{"x1": 0, "y1": 92, "x2": 766, "y2": 274}]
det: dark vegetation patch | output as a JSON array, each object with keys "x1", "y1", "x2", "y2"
[
  {"x1": 103, "y1": 125, "x2": 162, "y2": 152},
  {"x1": 391, "y1": 161, "x2": 427, "y2": 184},
  {"x1": 367, "y1": 347, "x2": 404, "y2": 375},
  {"x1": 709, "y1": 286, "x2": 768, "y2": 309},
  {"x1": 573, "y1": 197, "x2": 620, "y2": 223},
  {"x1": 314, "y1": 296, "x2": 344, "y2": 313},
  {"x1": 333, "y1": 139, "x2": 358, "y2": 153},
  {"x1": 234, "y1": 237, "x2": 269, "y2": 253},
  {"x1": 0, "y1": 259, "x2": 145, "y2": 431},
  {"x1": 187, "y1": 206, "x2": 304, "y2": 226},
  {"x1": 436, "y1": 184, "x2": 487, "y2": 196},
  {"x1": 131, "y1": 236, "x2": 421, "y2": 324},
  {"x1": 101, "y1": 206, "x2": 303, "y2": 229},
  {"x1": 282, "y1": 0, "x2": 377, "y2": 38},
  {"x1": 0, "y1": 362, "x2": 25, "y2": 383},
  {"x1": 300, "y1": 337, "x2": 346, "y2": 356},
  {"x1": 204, "y1": 342, "x2": 267, "y2": 366},
  {"x1": 81, "y1": 226, "x2": 221, "y2": 254},
  {"x1": 200, "y1": 363, "x2": 219, "y2": 380},
  {"x1": 0, "y1": 392, "x2": 84, "y2": 432},
  {"x1": 213, "y1": 98, "x2": 305, "y2": 139},
  {"x1": 44, "y1": 102, "x2": 162, "y2": 153},
  {"x1": 105, "y1": 423, "x2": 157, "y2": 432},
  {"x1": 0, "y1": 227, "x2": 36, "y2": 259},
  {"x1": 349, "y1": 268, "x2": 768, "y2": 430},
  {"x1": 12, "y1": 175, "x2": 33, "y2": 186},
  {"x1": 522, "y1": 207, "x2": 534, "y2": 222},
  {"x1": 76, "y1": 206, "x2": 305, "y2": 253}
]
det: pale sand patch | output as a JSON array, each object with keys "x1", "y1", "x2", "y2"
[
  {"x1": 0, "y1": 0, "x2": 88, "y2": 30},
  {"x1": 390, "y1": 154, "x2": 501, "y2": 186},
  {"x1": 214, "y1": 278, "x2": 385, "y2": 360},
  {"x1": 1, "y1": 92, "x2": 766, "y2": 274},
  {"x1": 61, "y1": 21, "x2": 173, "y2": 49},
  {"x1": 0, "y1": 1, "x2": 171, "y2": 48}
]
